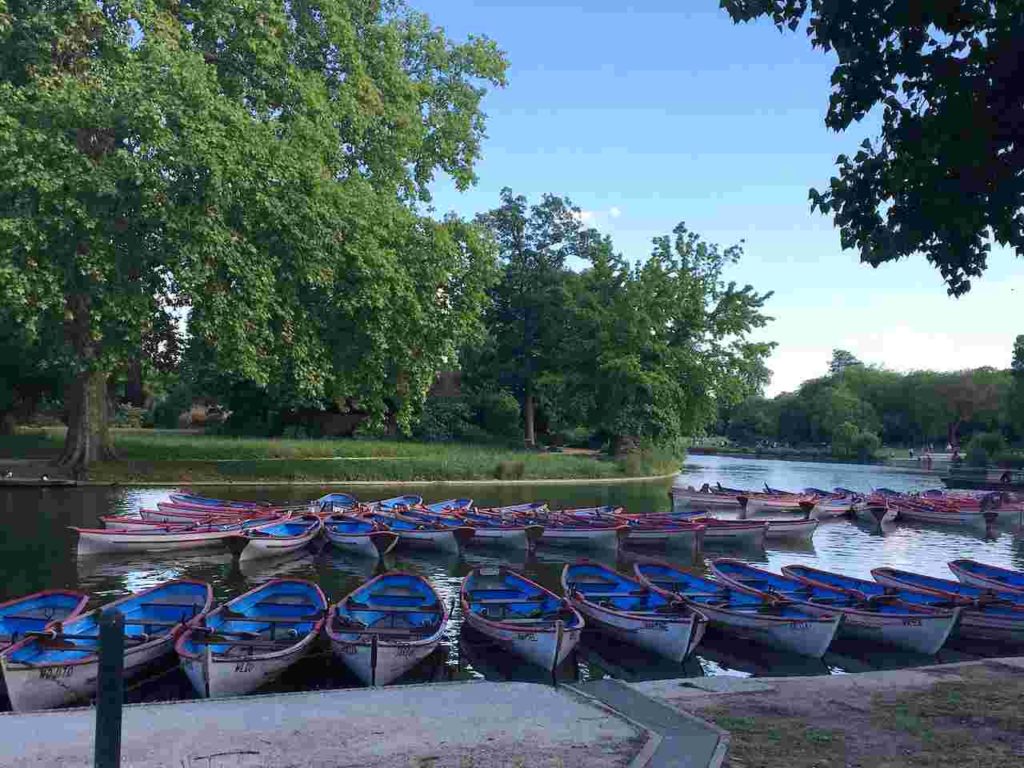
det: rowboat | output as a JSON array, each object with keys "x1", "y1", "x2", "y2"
[
  {"x1": 72, "y1": 520, "x2": 263, "y2": 555},
  {"x1": 368, "y1": 512, "x2": 473, "y2": 553},
  {"x1": 949, "y1": 559, "x2": 1024, "y2": 593},
  {"x1": 475, "y1": 502, "x2": 549, "y2": 518},
  {"x1": 778, "y1": 564, "x2": 960, "y2": 654},
  {"x1": 228, "y1": 515, "x2": 324, "y2": 562},
  {"x1": 670, "y1": 485, "x2": 744, "y2": 511},
  {"x1": 461, "y1": 566, "x2": 583, "y2": 670},
  {"x1": 1, "y1": 579, "x2": 212, "y2": 711},
  {"x1": 425, "y1": 498, "x2": 474, "y2": 514},
  {"x1": 323, "y1": 515, "x2": 399, "y2": 558},
  {"x1": 539, "y1": 521, "x2": 626, "y2": 551},
  {"x1": 711, "y1": 560, "x2": 959, "y2": 655},
  {"x1": 634, "y1": 561, "x2": 839, "y2": 657},
  {"x1": 697, "y1": 519, "x2": 768, "y2": 547},
  {"x1": 0, "y1": 591, "x2": 89, "y2": 652},
  {"x1": 456, "y1": 511, "x2": 544, "y2": 549},
  {"x1": 871, "y1": 567, "x2": 1024, "y2": 644},
  {"x1": 170, "y1": 492, "x2": 266, "y2": 510},
  {"x1": 327, "y1": 572, "x2": 448, "y2": 686},
  {"x1": 309, "y1": 492, "x2": 359, "y2": 515},
  {"x1": 149, "y1": 503, "x2": 285, "y2": 524},
  {"x1": 810, "y1": 494, "x2": 861, "y2": 519},
  {"x1": 176, "y1": 579, "x2": 326, "y2": 698},
  {"x1": 762, "y1": 518, "x2": 818, "y2": 540},
  {"x1": 366, "y1": 495, "x2": 423, "y2": 513},
  {"x1": 562, "y1": 560, "x2": 705, "y2": 661},
  {"x1": 619, "y1": 520, "x2": 704, "y2": 556}
]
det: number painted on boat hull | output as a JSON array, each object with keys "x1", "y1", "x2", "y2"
[
  {"x1": 39, "y1": 665, "x2": 74, "y2": 680},
  {"x1": 515, "y1": 633, "x2": 538, "y2": 641},
  {"x1": 234, "y1": 661, "x2": 254, "y2": 673},
  {"x1": 902, "y1": 619, "x2": 923, "y2": 627}
]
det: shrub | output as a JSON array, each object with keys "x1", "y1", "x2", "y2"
[
  {"x1": 831, "y1": 421, "x2": 880, "y2": 461},
  {"x1": 470, "y1": 390, "x2": 521, "y2": 440},
  {"x1": 413, "y1": 397, "x2": 473, "y2": 442},
  {"x1": 966, "y1": 431, "x2": 1008, "y2": 467}
]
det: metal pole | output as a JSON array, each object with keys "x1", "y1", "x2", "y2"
[{"x1": 94, "y1": 610, "x2": 125, "y2": 768}]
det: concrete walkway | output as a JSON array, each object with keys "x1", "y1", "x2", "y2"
[{"x1": 1, "y1": 681, "x2": 647, "y2": 767}]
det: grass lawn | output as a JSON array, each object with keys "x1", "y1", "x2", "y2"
[
  {"x1": 697, "y1": 664, "x2": 1024, "y2": 768},
  {"x1": 0, "y1": 428, "x2": 681, "y2": 483}
]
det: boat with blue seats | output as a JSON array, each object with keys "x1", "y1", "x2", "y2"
[
  {"x1": 462, "y1": 566, "x2": 583, "y2": 670},
  {"x1": 0, "y1": 591, "x2": 89, "y2": 654},
  {"x1": 310, "y1": 492, "x2": 359, "y2": 515},
  {"x1": 1, "y1": 579, "x2": 212, "y2": 711},
  {"x1": 561, "y1": 560, "x2": 705, "y2": 662},
  {"x1": 229, "y1": 515, "x2": 324, "y2": 562},
  {"x1": 327, "y1": 572, "x2": 448, "y2": 685},
  {"x1": 368, "y1": 511, "x2": 474, "y2": 553},
  {"x1": 949, "y1": 559, "x2": 1024, "y2": 594},
  {"x1": 323, "y1": 514, "x2": 399, "y2": 558},
  {"x1": 176, "y1": 579, "x2": 326, "y2": 698},
  {"x1": 634, "y1": 561, "x2": 839, "y2": 657},
  {"x1": 872, "y1": 566, "x2": 1024, "y2": 644},
  {"x1": 711, "y1": 559, "x2": 959, "y2": 655}
]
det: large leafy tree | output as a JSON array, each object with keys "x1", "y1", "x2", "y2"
[
  {"x1": 0, "y1": 0, "x2": 506, "y2": 466},
  {"x1": 1010, "y1": 335, "x2": 1024, "y2": 441},
  {"x1": 475, "y1": 189, "x2": 579, "y2": 446},
  {"x1": 564, "y1": 223, "x2": 774, "y2": 452},
  {"x1": 722, "y1": 1, "x2": 1024, "y2": 295}
]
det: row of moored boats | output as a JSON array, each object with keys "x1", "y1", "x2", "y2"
[
  {"x1": 4, "y1": 555, "x2": 1024, "y2": 712},
  {"x1": 673, "y1": 483, "x2": 1024, "y2": 526},
  {"x1": 76, "y1": 491, "x2": 826, "y2": 559}
]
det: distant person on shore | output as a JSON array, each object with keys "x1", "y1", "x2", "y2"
[
  {"x1": 924, "y1": 452, "x2": 933, "y2": 470},
  {"x1": 909, "y1": 448, "x2": 915, "y2": 459}
]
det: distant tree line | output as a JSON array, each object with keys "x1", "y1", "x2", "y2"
[{"x1": 720, "y1": 341, "x2": 1024, "y2": 463}]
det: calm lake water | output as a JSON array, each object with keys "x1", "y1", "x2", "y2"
[{"x1": 1, "y1": 454, "x2": 1022, "y2": 706}]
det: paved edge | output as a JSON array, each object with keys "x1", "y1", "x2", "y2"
[{"x1": 566, "y1": 679, "x2": 728, "y2": 768}]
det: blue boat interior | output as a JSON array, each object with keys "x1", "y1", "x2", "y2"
[
  {"x1": 315, "y1": 493, "x2": 358, "y2": 510},
  {"x1": 956, "y1": 561, "x2": 1024, "y2": 590},
  {"x1": 249, "y1": 518, "x2": 318, "y2": 538},
  {"x1": 403, "y1": 510, "x2": 462, "y2": 528},
  {"x1": 0, "y1": 593, "x2": 84, "y2": 646},
  {"x1": 716, "y1": 563, "x2": 931, "y2": 615},
  {"x1": 637, "y1": 564, "x2": 816, "y2": 619},
  {"x1": 335, "y1": 574, "x2": 442, "y2": 637},
  {"x1": 8, "y1": 582, "x2": 209, "y2": 665},
  {"x1": 465, "y1": 569, "x2": 580, "y2": 627},
  {"x1": 324, "y1": 516, "x2": 375, "y2": 535},
  {"x1": 181, "y1": 581, "x2": 325, "y2": 658},
  {"x1": 376, "y1": 495, "x2": 423, "y2": 511},
  {"x1": 877, "y1": 569, "x2": 1024, "y2": 612},
  {"x1": 565, "y1": 563, "x2": 678, "y2": 615}
]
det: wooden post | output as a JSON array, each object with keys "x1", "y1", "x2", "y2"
[
  {"x1": 370, "y1": 633, "x2": 378, "y2": 687},
  {"x1": 94, "y1": 610, "x2": 124, "y2": 768}
]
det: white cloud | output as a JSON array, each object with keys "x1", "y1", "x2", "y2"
[
  {"x1": 572, "y1": 207, "x2": 623, "y2": 227},
  {"x1": 609, "y1": 206, "x2": 622, "y2": 218}
]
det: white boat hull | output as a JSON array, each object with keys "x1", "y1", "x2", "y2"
[
  {"x1": 570, "y1": 600, "x2": 702, "y2": 662},
  {"x1": 792, "y1": 600, "x2": 959, "y2": 655},
  {"x1": 392, "y1": 528, "x2": 460, "y2": 554},
  {"x1": 539, "y1": 528, "x2": 622, "y2": 552},
  {"x1": 623, "y1": 527, "x2": 701, "y2": 556},
  {"x1": 75, "y1": 529, "x2": 234, "y2": 555},
  {"x1": 702, "y1": 525, "x2": 767, "y2": 548},
  {"x1": 238, "y1": 526, "x2": 322, "y2": 562},
  {"x1": 697, "y1": 602, "x2": 839, "y2": 657},
  {"x1": 464, "y1": 612, "x2": 580, "y2": 670},
  {"x1": 180, "y1": 633, "x2": 319, "y2": 698},
  {"x1": 465, "y1": 526, "x2": 536, "y2": 549},
  {"x1": 329, "y1": 630, "x2": 442, "y2": 686},
  {"x1": 764, "y1": 520, "x2": 818, "y2": 540},
  {"x1": 671, "y1": 490, "x2": 741, "y2": 511},
  {"x1": 325, "y1": 529, "x2": 396, "y2": 558},
  {"x1": 2, "y1": 635, "x2": 174, "y2": 712}
]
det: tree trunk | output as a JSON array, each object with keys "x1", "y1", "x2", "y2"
[
  {"x1": 948, "y1": 418, "x2": 963, "y2": 449},
  {"x1": 59, "y1": 373, "x2": 116, "y2": 469},
  {"x1": 125, "y1": 359, "x2": 145, "y2": 407},
  {"x1": 523, "y1": 386, "x2": 536, "y2": 448}
]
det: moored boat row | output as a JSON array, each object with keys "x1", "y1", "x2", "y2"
[{"x1": 5, "y1": 555, "x2": 1022, "y2": 711}]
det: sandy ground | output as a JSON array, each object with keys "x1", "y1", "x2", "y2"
[{"x1": 0, "y1": 681, "x2": 645, "y2": 768}]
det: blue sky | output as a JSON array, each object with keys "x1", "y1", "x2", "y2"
[{"x1": 418, "y1": 0, "x2": 1023, "y2": 395}]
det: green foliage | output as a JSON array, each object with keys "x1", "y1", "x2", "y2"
[
  {"x1": 831, "y1": 421, "x2": 880, "y2": 461},
  {"x1": 965, "y1": 431, "x2": 1008, "y2": 468},
  {"x1": 414, "y1": 397, "x2": 474, "y2": 443},
  {"x1": 829, "y1": 349, "x2": 862, "y2": 376},
  {"x1": 0, "y1": 0, "x2": 507, "y2": 462},
  {"x1": 721, "y1": 2, "x2": 1024, "y2": 295},
  {"x1": 1009, "y1": 335, "x2": 1024, "y2": 441}
]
